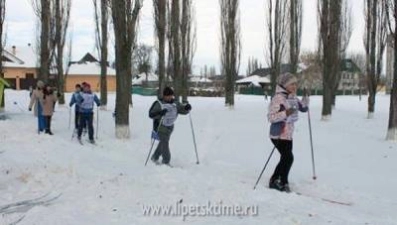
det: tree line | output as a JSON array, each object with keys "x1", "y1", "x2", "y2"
[{"x1": 0, "y1": 0, "x2": 396, "y2": 141}]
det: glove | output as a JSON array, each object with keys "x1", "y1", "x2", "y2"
[
  {"x1": 158, "y1": 109, "x2": 168, "y2": 116},
  {"x1": 286, "y1": 108, "x2": 296, "y2": 116},
  {"x1": 28, "y1": 108, "x2": 32, "y2": 111},
  {"x1": 185, "y1": 104, "x2": 192, "y2": 111}
]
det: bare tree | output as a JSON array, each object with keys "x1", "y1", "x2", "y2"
[
  {"x1": 318, "y1": 0, "x2": 342, "y2": 120},
  {"x1": 170, "y1": 0, "x2": 182, "y2": 101},
  {"x1": 364, "y1": 0, "x2": 387, "y2": 119},
  {"x1": 349, "y1": 52, "x2": 367, "y2": 100},
  {"x1": 166, "y1": 1, "x2": 173, "y2": 85},
  {"x1": 94, "y1": 0, "x2": 110, "y2": 109},
  {"x1": 289, "y1": 0, "x2": 302, "y2": 75},
  {"x1": 0, "y1": 0, "x2": 5, "y2": 76},
  {"x1": 51, "y1": 0, "x2": 71, "y2": 104},
  {"x1": 300, "y1": 51, "x2": 322, "y2": 92},
  {"x1": 153, "y1": 0, "x2": 167, "y2": 98},
  {"x1": 180, "y1": 0, "x2": 196, "y2": 102},
  {"x1": 385, "y1": 0, "x2": 397, "y2": 140},
  {"x1": 266, "y1": 0, "x2": 289, "y2": 95},
  {"x1": 111, "y1": 0, "x2": 142, "y2": 139},
  {"x1": 0, "y1": 0, "x2": 5, "y2": 110},
  {"x1": 246, "y1": 56, "x2": 261, "y2": 76},
  {"x1": 220, "y1": 0, "x2": 241, "y2": 107},
  {"x1": 132, "y1": 43, "x2": 153, "y2": 85},
  {"x1": 332, "y1": 0, "x2": 352, "y2": 107},
  {"x1": 31, "y1": 0, "x2": 52, "y2": 82}
]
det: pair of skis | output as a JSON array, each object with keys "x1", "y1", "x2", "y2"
[{"x1": 0, "y1": 192, "x2": 62, "y2": 224}]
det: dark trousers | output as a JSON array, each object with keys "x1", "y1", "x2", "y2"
[
  {"x1": 44, "y1": 116, "x2": 52, "y2": 132},
  {"x1": 270, "y1": 139, "x2": 294, "y2": 185},
  {"x1": 78, "y1": 113, "x2": 94, "y2": 140},
  {"x1": 152, "y1": 130, "x2": 172, "y2": 164},
  {"x1": 74, "y1": 111, "x2": 80, "y2": 130}
]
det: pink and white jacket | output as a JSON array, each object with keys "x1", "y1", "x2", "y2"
[{"x1": 268, "y1": 85, "x2": 309, "y2": 140}]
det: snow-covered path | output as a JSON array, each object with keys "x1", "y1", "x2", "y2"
[{"x1": 1, "y1": 90, "x2": 396, "y2": 225}]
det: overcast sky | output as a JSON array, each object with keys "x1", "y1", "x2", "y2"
[{"x1": 5, "y1": 0, "x2": 365, "y2": 75}]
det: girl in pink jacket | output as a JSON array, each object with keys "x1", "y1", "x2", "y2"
[{"x1": 267, "y1": 73, "x2": 309, "y2": 192}]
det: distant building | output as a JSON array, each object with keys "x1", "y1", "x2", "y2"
[
  {"x1": 66, "y1": 53, "x2": 117, "y2": 92},
  {"x1": 1, "y1": 46, "x2": 117, "y2": 92},
  {"x1": 1, "y1": 44, "x2": 37, "y2": 90}
]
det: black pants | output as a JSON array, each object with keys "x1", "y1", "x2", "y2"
[
  {"x1": 270, "y1": 139, "x2": 294, "y2": 185},
  {"x1": 74, "y1": 111, "x2": 80, "y2": 130},
  {"x1": 78, "y1": 113, "x2": 94, "y2": 140},
  {"x1": 152, "y1": 126, "x2": 173, "y2": 164},
  {"x1": 44, "y1": 116, "x2": 52, "y2": 132}
]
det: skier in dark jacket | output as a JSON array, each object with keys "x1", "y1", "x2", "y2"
[{"x1": 148, "y1": 87, "x2": 192, "y2": 166}]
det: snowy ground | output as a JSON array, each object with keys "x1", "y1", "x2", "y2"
[{"x1": 0, "y1": 89, "x2": 396, "y2": 225}]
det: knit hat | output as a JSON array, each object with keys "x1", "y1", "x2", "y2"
[
  {"x1": 82, "y1": 82, "x2": 91, "y2": 88},
  {"x1": 278, "y1": 73, "x2": 297, "y2": 88},
  {"x1": 163, "y1": 87, "x2": 174, "y2": 96}
]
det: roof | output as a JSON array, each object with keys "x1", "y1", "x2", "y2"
[
  {"x1": 79, "y1": 53, "x2": 98, "y2": 63},
  {"x1": 132, "y1": 73, "x2": 159, "y2": 85},
  {"x1": 67, "y1": 62, "x2": 116, "y2": 76},
  {"x1": 208, "y1": 75, "x2": 245, "y2": 81},
  {"x1": 341, "y1": 59, "x2": 361, "y2": 73},
  {"x1": 2, "y1": 45, "x2": 37, "y2": 68},
  {"x1": 250, "y1": 64, "x2": 306, "y2": 77},
  {"x1": 236, "y1": 75, "x2": 270, "y2": 85},
  {"x1": 190, "y1": 76, "x2": 213, "y2": 83}
]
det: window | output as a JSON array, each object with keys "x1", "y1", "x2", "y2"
[
  {"x1": 346, "y1": 62, "x2": 352, "y2": 69},
  {"x1": 25, "y1": 73, "x2": 34, "y2": 79}
]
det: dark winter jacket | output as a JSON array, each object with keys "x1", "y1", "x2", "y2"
[{"x1": 149, "y1": 98, "x2": 190, "y2": 135}]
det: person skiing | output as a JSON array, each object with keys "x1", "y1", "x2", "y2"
[
  {"x1": 69, "y1": 83, "x2": 82, "y2": 130},
  {"x1": 76, "y1": 82, "x2": 100, "y2": 144},
  {"x1": 42, "y1": 84, "x2": 58, "y2": 135},
  {"x1": 148, "y1": 87, "x2": 192, "y2": 166},
  {"x1": 267, "y1": 73, "x2": 309, "y2": 192},
  {"x1": 29, "y1": 80, "x2": 46, "y2": 133}
]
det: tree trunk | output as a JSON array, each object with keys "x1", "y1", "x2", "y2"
[
  {"x1": 55, "y1": 0, "x2": 64, "y2": 104},
  {"x1": 100, "y1": 0, "x2": 108, "y2": 109},
  {"x1": 319, "y1": 0, "x2": 341, "y2": 119},
  {"x1": 386, "y1": 0, "x2": 397, "y2": 140},
  {"x1": 171, "y1": 0, "x2": 181, "y2": 101},
  {"x1": 0, "y1": 0, "x2": 4, "y2": 78},
  {"x1": 220, "y1": 0, "x2": 240, "y2": 107},
  {"x1": 39, "y1": 0, "x2": 51, "y2": 82},
  {"x1": 368, "y1": 0, "x2": 378, "y2": 118},
  {"x1": 154, "y1": 0, "x2": 166, "y2": 98},
  {"x1": 111, "y1": 0, "x2": 141, "y2": 139},
  {"x1": 322, "y1": 85, "x2": 333, "y2": 120}
]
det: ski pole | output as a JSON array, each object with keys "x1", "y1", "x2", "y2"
[
  {"x1": 189, "y1": 113, "x2": 199, "y2": 164},
  {"x1": 253, "y1": 146, "x2": 276, "y2": 190},
  {"x1": 96, "y1": 107, "x2": 99, "y2": 139},
  {"x1": 145, "y1": 117, "x2": 164, "y2": 166},
  {"x1": 308, "y1": 109, "x2": 316, "y2": 180}
]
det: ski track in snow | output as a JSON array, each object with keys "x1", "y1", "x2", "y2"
[{"x1": 0, "y1": 90, "x2": 396, "y2": 225}]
